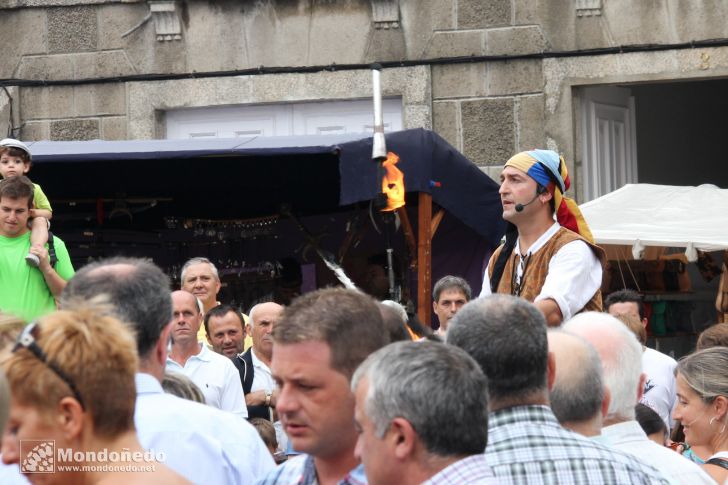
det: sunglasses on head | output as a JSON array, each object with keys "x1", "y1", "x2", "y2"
[{"x1": 13, "y1": 321, "x2": 85, "y2": 410}]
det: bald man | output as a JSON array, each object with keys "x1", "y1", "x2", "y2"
[
  {"x1": 235, "y1": 302, "x2": 283, "y2": 421},
  {"x1": 565, "y1": 313, "x2": 714, "y2": 485},
  {"x1": 166, "y1": 290, "x2": 247, "y2": 418},
  {"x1": 547, "y1": 330, "x2": 610, "y2": 437}
]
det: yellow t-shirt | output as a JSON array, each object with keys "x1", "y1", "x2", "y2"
[{"x1": 33, "y1": 183, "x2": 52, "y2": 212}]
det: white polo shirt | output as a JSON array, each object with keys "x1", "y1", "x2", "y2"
[
  {"x1": 166, "y1": 343, "x2": 248, "y2": 418},
  {"x1": 250, "y1": 348, "x2": 275, "y2": 395}
]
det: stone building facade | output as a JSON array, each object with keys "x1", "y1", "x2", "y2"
[{"x1": 2, "y1": 0, "x2": 728, "y2": 197}]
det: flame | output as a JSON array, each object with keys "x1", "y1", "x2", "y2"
[{"x1": 381, "y1": 151, "x2": 405, "y2": 211}]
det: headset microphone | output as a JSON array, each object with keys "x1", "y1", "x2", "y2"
[{"x1": 514, "y1": 186, "x2": 547, "y2": 213}]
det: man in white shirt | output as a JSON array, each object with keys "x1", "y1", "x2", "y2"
[
  {"x1": 61, "y1": 257, "x2": 274, "y2": 484},
  {"x1": 479, "y1": 150, "x2": 603, "y2": 326},
  {"x1": 605, "y1": 289, "x2": 678, "y2": 432},
  {"x1": 565, "y1": 312, "x2": 714, "y2": 485},
  {"x1": 235, "y1": 302, "x2": 282, "y2": 420},
  {"x1": 167, "y1": 290, "x2": 247, "y2": 418}
]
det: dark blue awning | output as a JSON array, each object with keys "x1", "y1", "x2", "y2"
[{"x1": 29, "y1": 129, "x2": 504, "y2": 246}]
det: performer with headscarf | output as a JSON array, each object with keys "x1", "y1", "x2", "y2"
[{"x1": 479, "y1": 149, "x2": 605, "y2": 326}]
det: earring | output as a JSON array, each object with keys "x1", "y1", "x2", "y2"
[{"x1": 711, "y1": 417, "x2": 716, "y2": 425}]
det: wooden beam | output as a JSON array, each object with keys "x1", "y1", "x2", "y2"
[
  {"x1": 430, "y1": 208, "x2": 445, "y2": 237},
  {"x1": 396, "y1": 207, "x2": 417, "y2": 269},
  {"x1": 417, "y1": 192, "x2": 433, "y2": 325}
]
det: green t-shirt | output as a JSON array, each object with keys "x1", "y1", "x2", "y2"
[{"x1": 0, "y1": 232, "x2": 74, "y2": 321}]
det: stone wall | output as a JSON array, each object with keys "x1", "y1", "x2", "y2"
[{"x1": 2, "y1": 0, "x2": 728, "y2": 189}]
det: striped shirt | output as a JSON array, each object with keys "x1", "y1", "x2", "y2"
[
  {"x1": 486, "y1": 405, "x2": 671, "y2": 484},
  {"x1": 421, "y1": 454, "x2": 498, "y2": 485}
]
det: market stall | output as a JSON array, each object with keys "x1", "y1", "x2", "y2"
[
  {"x1": 581, "y1": 183, "x2": 728, "y2": 353},
  {"x1": 29, "y1": 128, "x2": 504, "y2": 322}
]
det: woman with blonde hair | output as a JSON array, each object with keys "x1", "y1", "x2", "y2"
[
  {"x1": 0, "y1": 306, "x2": 189, "y2": 484},
  {"x1": 674, "y1": 346, "x2": 728, "y2": 483}
]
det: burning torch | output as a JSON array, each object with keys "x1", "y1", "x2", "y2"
[{"x1": 371, "y1": 64, "x2": 405, "y2": 301}]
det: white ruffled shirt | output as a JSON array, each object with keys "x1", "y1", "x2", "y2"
[{"x1": 480, "y1": 223, "x2": 602, "y2": 321}]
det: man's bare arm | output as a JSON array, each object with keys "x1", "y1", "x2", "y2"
[{"x1": 535, "y1": 298, "x2": 563, "y2": 327}]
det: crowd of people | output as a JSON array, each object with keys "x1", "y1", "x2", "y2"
[{"x1": 1, "y1": 140, "x2": 727, "y2": 484}]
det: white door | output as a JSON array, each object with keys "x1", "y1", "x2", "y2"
[
  {"x1": 580, "y1": 86, "x2": 638, "y2": 201},
  {"x1": 166, "y1": 99, "x2": 403, "y2": 139}
]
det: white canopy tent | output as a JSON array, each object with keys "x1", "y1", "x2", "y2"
[{"x1": 580, "y1": 183, "x2": 728, "y2": 261}]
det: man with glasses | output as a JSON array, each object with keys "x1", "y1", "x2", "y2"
[{"x1": 0, "y1": 176, "x2": 74, "y2": 321}]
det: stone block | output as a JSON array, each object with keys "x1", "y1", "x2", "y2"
[
  {"x1": 516, "y1": 95, "x2": 545, "y2": 151},
  {"x1": 0, "y1": 0, "x2": 143, "y2": 6},
  {"x1": 50, "y1": 119, "x2": 99, "y2": 141},
  {"x1": 74, "y1": 84, "x2": 126, "y2": 117},
  {"x1": 0, "y1": 88, "x2": 16, "y2": 140},
  {"x1": 0, "y1": 10, "x2": 47, "y2": 78},
  {"x1": 669, "y1": 0, "x2": 728, "y2": 42},
  {"x1": 124, "y1": 27, "x2": 187, "y2": 74},
  {"x1": 403, "y1": 104, "x2": 431, "y2": 130},
  {"x1": 19, "y1": 121, "x2": 50, "y2": 141},
  {"x1": 601, "y1": 0, "x2": 672, "y2": 46},
  {"x1": 461, "y1": 97, "x2": 514, "y2": 166},
  {"x1": 514, "y1": 0, "x2": 575, "y2": 51},
  {"x1": 397, "y1": 66, "x2": 431, "y2": 105},
  {"x1": 573, "y1": 16, "x2": 609, "y2": 50},
  {"x1": 423, "y1": 31, "x2": 483, "y2": 58},
  {"x1": 486, "y1": 26, "x2": 547, "y2": 56},
  {"x1": 183, "y1": 2, "x2": 249, "y2": 72},
  {"x1": 73, "y1": 51, "x2": 135, "y2": 80},
  {"x1": 432, "y1": 101, "x2": 460, "y2": 150},
  {"x1": 458, "y1": 0, "x2": 511, "y2": 29},
  {"x1": 238, "y1": 1, "x2": 371, "y2": 68},
  {"x1": 20, "y1": 86, "x2": 74, "y2": 120},
  {"x1": 399, "y1": 0, "x2": 455, "y2": 58},
  {"x1": 15, "y1": 55, "x2": 74, "y2": 81},
  {"x1": 486, "y1": 59, "x2": 543, "y2": 96},
  {"x1": 432, "y1": 63, "x2": 486, "y2": 99},
  {"x1": 304, "y1": 7, "x2": 373, "y2": 66},
  {"x1": 97, "y1": 3, "x2": 149, "y2": 51},
  {"x1": 365, "y1": 28, "x2": 407, "y2": 63},
  {"x1": 479, "y1": 165, "x2": 502, "y2": 182},
  {"x1": 48, "y1": 6, "x2": 98, "y2": 53},
  {"x1": 101, "y1": 116, "x2": 127, "y2": 140}
]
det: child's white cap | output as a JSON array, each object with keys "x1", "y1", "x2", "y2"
[{"x1": 0, "y1": 138, "x2": 31, "y2": 161}]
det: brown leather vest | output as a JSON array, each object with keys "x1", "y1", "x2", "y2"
[{"x1": 487, "y1": 227, "x2": 605, "y2": 314}]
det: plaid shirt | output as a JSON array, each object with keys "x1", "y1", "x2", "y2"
[
  {"x1": 421, "y1": 454, "x2": 499, "y2": 485},
  {"x1": 255, "y1": 454, "x2": 366, "y2": 485},
  {"x1": 486, "y1": 405, "x2": 671, "y2": 485}
]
